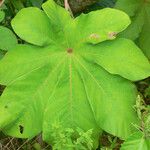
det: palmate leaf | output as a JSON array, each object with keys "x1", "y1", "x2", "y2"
[{"x1": 0, "y1": 0, "x2": 150, "y2": 148}]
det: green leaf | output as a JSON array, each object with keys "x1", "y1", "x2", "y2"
[
  {"x1": 0, "y1": 0, "x2": 150, "y2": 147},
  {"x1": 115, "y1": 0, "x2": 143, "y2": 40},
  {"x1": 89, "y1": 0, "x2": 116, "y2": 11},
  {"x1": 138, "y1": 4, "x2": 150, "y2": 59},
  {"x1": 42, "y1": 0, "x2": 72, "y2": 26},
  {"x1": 0, "y1": 26, "x2": 17, "y2": 50},
  {"x1": 74, "y1": 8, "x2": 131, "y2": 44},
  {"x1": 0, "y1": 10, "x2": 5, "y2": 22},
  {"x1": 115, "y1": 0, "x2": 150, "y2": 59},
  {"x1": 118, "y1": 9, "x2": 144, "y2": 40},
  {"x1": 115, "y1": 0, "x2": 141, "y2": 17},
  {"x1": 76, "y1": 38, "x2": 150, "y2": 81},
  {"x1": 29, "y1": 0, "x2": 44, "y2": 8},
  {"x1": 11, "y1": 7, "x2": 54, "y2": 46},
  {"x1": 42, "y1": 0, "x2": 73, "y2": 46},
  {"x1": 121, "y1": 131, "x2": 150, "y2": 150},
  {"x1": 10, "y1": 0, "x2": 24, "y2": 10},
  {"x1": 0, "y1": 50, "x2": 5, "y2": 60}
]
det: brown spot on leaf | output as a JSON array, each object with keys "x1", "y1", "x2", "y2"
[
  {"x1": 108, "y1": 32, "x2": 117, "y2": 39},
  {"x1": 89, "y1": 33, "x2": 100, "y2": 40}
]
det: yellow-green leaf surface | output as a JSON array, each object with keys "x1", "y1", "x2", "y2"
[
  {"x1": 11, "y1": 7, "x2": 53, "y2": 46},
  {"x1": 74, "y1": 8, "x2": 131, "y2": 44},
  {"x1": 121, "y1": 132, "x2": 150, "y2": 150},
  {"x1": 0, "y1": 0, "x2": 150, "y2": 148}
]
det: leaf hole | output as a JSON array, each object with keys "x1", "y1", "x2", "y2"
[
  {"x1": 0, "y1": 85, "x2": 6, "y2": 96},
  {"x1": 19, "y1": 125, "x2": 24, "y2": 134}
]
